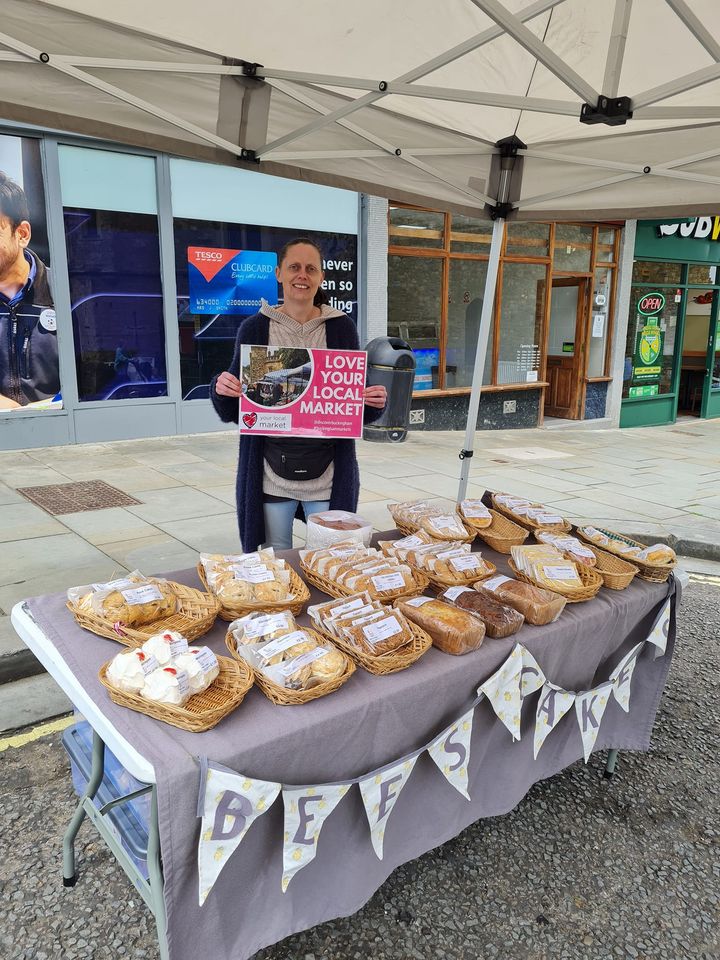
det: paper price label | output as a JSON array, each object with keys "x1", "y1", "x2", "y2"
[
  {"x1": 442, "y1": 585, "x2": 473, "y2": 600},
  {"x1": 363, "y1": 616, "x2": 402, "y2": 644},
  {"x1": 335, "y1": 605, "x2": 374, "y2": 624},
  {"x1": 432, "y1": 515, "x2": 461, "y2": 529},
  {"x1": 395, "y1": 534, "x2": 425, "y2": 548},
  {"x1": 371, "y1": 572, "x2": 406, "y2": 591},
  {"x1": 481, "y1": 575, "x2": 512, "y2": 593},
  {"x1": 327, "y1": 597, "x2": 367, "y2": 619},
  {"x1": 405, "y1": 596, "x2": 434, "y2": 607},
  {"x1": 137, "y1": 653, "x2": 160, "y2": 676},
  {"x1": 509, "y1": 505, "x2": 531, "y2": 516},
  {"x1": 258, "y1": 630, "x2": 309, "y2": 662},
  {"x1": 329, "y1": 546, "x2": 362, "y2": 557},
  {"x1": 279, "y1": 647, "x2": 328, "y2": 677},
  {"x1": 224, "y1": 551, "x2": 261, "y2": 563},
  {"x1": 436, "y1": 548, "x2": 466, "y2": 560},
  {"x1": 121, "y1": 584, "x2": 164, "y2": 605},
  {"x1": 350, "y1": 611, "x2": 384, "y2": 626},
  {"x1": 243, "y1": 612, "x2": 291, "y2": 639},
  {"x1": 165, "y1": 635, "x2": 189, "y2": 657},
  {"x1": 541, "y1": 564, "x2": 580, "y2": 581},
  {"x1": 535, "y1": 513, "x2": 563, "y2": 525},
  {"x1": 192, "y1": 647, "x2": 219, "y2": 674},
  {"x1": 234, "y1": 565, "x2": 275, "y2": 584},
  {"x1": 462, "y1": 504, "x2": 490, "y2": 519},
  {"x1": 450, "y1": 555, "x2": 482, "y2": 571},
  {"x1": 92, "y1": 577, "x2": 135, "y2": 592}
]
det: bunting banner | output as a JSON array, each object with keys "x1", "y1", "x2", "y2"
[
  {"x1": 533, "y1": 683, "x2": 576, "y2": 760},
  {"x1": 359, "y1": 756, "x2": 417, "y2": 859},
  {"x1": 645, "y1": 598, "x2": 671, "y2": 658},
  {"x1": 575, "y1": 684, "x2": 613, "y2": 763},
  {"x1": 426, "y1": 707, "x2": 475, "y2": 801},
  {"x1": 478, "y1": 643, "x2": 524, "y2": 740},
  {"x1": 281, "y1": 783, "x2": 350, "y2": 891},
  {"x1": 197, "y1": 761, "x2": 281, "y2": 905},
  {"x1": 610, "y1": 642, "x2": 645, "y2": 712},
  {"x1": 197, "y1": 591, "x2": 673, "y2": 898}
]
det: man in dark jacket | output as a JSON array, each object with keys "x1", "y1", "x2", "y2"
[{"x1": 0, "y1": 171, "x2": 58, "y2": 409}]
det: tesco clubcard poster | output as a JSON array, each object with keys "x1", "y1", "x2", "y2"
[
  {"x1": 239, "y1": 345, "x2": 367, "y2": 439},
  {"x1": 187, "y1": 247, "x2": 278, "y2": 314}
]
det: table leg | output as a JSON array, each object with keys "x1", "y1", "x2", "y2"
[
  {"x1": 604, "y1": 748, "x2": 619, "y2": 779},
  {"x1": 148, "y1": 787, "x2": 169, "y2": 960},
  {"x1": 63, "y1": 730, "x2": 105, "y2": 886}
]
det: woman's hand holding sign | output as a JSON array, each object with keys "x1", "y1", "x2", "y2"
[
  {"x1": 216, "y1": 371, "x2": 243, "y2": 398},
  {"x1": 363, "y1": 384, "x2": 387, "y2": 409}
]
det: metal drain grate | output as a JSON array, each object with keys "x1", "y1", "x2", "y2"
[{"x1": 17, "y1": 480, "x2": 141, "y2": 516}]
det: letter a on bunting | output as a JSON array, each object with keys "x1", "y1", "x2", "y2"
[
  {"x1": 533, "y1": 683, "x2": 576, "y2": 759},
  {"x1": 360, "y1": 756, "x2": 417, "y2": 859},
  {"x1": 427, "y1": 707, "x2": 475, "y2": 800},
  {"x1": 197, "y1": 761, "x2": 281, "y2": 905},
  {"x1": 478, "y1": 644, "x2": 523, "y2": 740},
  {"x1": 281, "y1": 783, "x2": 350, "y2": 891}
]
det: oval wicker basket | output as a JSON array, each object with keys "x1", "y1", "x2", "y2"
[
  {"x1": 583, "y1": 544, "x2": 639, "y2": 591},
  {"x1": 388, "y1": 505, "x2": 477, "y2": 544},
  {"x1": 310, "y1": 620, "x2": 432, "y2": 676},
  {"x1": 225, "y1": 625, "x2": 356, "y2": 704},
  {"x1": 197, "y1": 562, "x2": 311, "y2": 621},
  {"x1": 574, "y1": 527, "x2": 676, "y2": 583},
  {"x1": 473, "y1": 508, "x2": 529, "y2": 554},
  {"x1": 377, "y1": 541, "x2": 497, "y2": 589},
  {"x1": 299, "y1": 560, "x2": 429, "y2": 602},
  {"x1": 68, "y1": 582, "x2": 220, "y2": 648},
  {"x1": 507, "y1": 558, "x2": 603, "y2": 603},
  {"x1": 491, "y1": 493, "x2": 572, "y2": 533},
  {"x1": 98, "y1": 654, "x2": 253, "y2": 731}
]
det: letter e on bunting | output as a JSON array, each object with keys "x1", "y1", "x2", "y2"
[
  {"x1": 478, "y1": 644, "x2": 523, "y2": 740},
  {"x1": 197, "y1": 761, "x2": 281, "y2": 905},
  {"x1": 610, "y1": 642, "x2": 644, "y2": 713},
  {"x1": 281, "y1": 783, "x2": 350, "y2": 891},
  {"x1": 427, "y1": 707, "x2": 475, "y2": 801},
  {"x1": 360, "y1": 756, "x2": 417, "y2": 860},
  {"x1": 574, "y1": 684, "x2": 613, "y2": 763}
]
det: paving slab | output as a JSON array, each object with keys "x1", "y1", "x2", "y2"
[
  {"x1": 98, "y1": 534, "x2": 200, "y2": 575},
  {"x1": 124, "y1": 487, "x2": 232, "y2": 524},
  {"x1": 154, "y1": 513, "x2": 242, "y2": 553},
  {"x1": 0, "y1": 502, "x2": 68, "y2": 542},
  {"x1": 0, "y1": 672, "x2": 72, "y2": 733},
  {"x1": 57, "y1": 507, "x2": 161, "y2": 546},
  {"x1": 0, "y1": 533, "x2": 121, "y2": 587}
]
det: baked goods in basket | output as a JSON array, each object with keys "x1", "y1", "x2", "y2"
[
  {"x1": 511, "y1": 545, "x2": 584, "y2": 592},
  {"x1": 388, "y1": 500, "x2": 473, "y2": 541},
  {"x1": 535, "y1": 531, "x2": 597, "y2": 567},
  {"x1": 492, "y1": 493, "x2": 569, "y2": 531},
  {"x1": 340, "y1": 609, "x2": 414, "y2": 656},
  {"x1": 173, "y1": 646, "x2": 220, "y2": 695},
  {"x1": 419, "y1": 512, "x2": 470, "y2": 540},
  {"x1": 141, "y1": 666, "x2": 192, "y2": 707},
  {"x1": 396, "y1": 596, "x2": 485, "y2": 655},
  {"x1": 458, "y1": 499, "x2": 492, "y2": 528},
  {"x1": 300, "y1": 542, "x2": 425, "y2": 600},
  {"x1": 381, "y1": 538, "x2": 493, "y2": 585},
  {"x1": 106, "y1": 649, "x2": 160, "y2": 695},
  {"x1": 141, "y1": 630, "x2": 189, "y2": 665},
  {"x1": 439, "y1": 585, "x2": 524, "y2": 638},
  {"x1": 475, "y1": 575, "x2": 566, "y2": 626},
  {"x1": 68, "y1": 572, "x2": 178, "y2": 627}
]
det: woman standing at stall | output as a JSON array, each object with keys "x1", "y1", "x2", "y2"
[{"x1": 211, "y1": 238, "x2": 386, "y2": 551}]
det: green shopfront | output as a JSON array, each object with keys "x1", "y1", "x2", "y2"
[{"x1": 620, "y1": 218, "x2": 720, "y2": 427}]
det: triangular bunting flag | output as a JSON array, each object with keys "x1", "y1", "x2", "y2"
[
  {"x1": 427, "y1": 707, "x2": 475, "y2": 801},
  {"x1": 198, "y1": 765, "x2": 281, "y2": 905},
  {"x1": 359, "y1": 756, "x2": 417, "y2": 859},
  {"x1": 533, "y1": 683, "x2": 576, "y2": 759},
  {"x1": 610, "y1": 642, "x2": 645, "y2": 713},
  {"x1": 281, "y1": 783, "x2": 350, "y2": 891},
  {"x1": 520, "y1": 647, "x2": 546, "y2": 698},
  {"x1": 574, "y1": 685, "x2": 613, "y2": 763},
  {"x1": 645, "y1": 598, "x2": 671, "y2": 659},
  {"x1": 479, "y1": 644, "x2": 524, "y2": 740}
]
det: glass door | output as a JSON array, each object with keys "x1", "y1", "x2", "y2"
[{"x1": 700, "y1": 292, "x2": 720, "y2": 418}]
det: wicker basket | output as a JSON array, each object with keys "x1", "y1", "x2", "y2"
[
  {"x1": 377, "y1": 542, "x2": 497, "y2": 589},
  {"x1": 460, "y1": 512, "x2": 494, "y2": 531},
  {"x1": 299, "y1": 560, "x2": 429, "y2": 602},
  {"x1": 68, "y1": 582, "x2": 220, "y2": 648},
  {"x1": 473, "y1": 509, "x2": 529, "y2": 554},
  {"x1": 98, "y1": 654, "x2": 253, "y2": 732},
  {"x1": 508, "y1": 558, "x2": 603, "y2": 603},
  {"x1": 575, "y1": 527, "x2": 676, "y2": 583},
  {"x1": 197, "y1": 562, "x2": 311, "y2": 621},
  {"x1": 491, "y1": 492, "x2": 571, "y2": 533},
  {"x1": 583, "y1": 544, "x2": 639, "y2": 590},
  {"x1": 388, "y1": 505, "x2": 477, "y2": 544},
  {"x1": 311, "y1": 620, "x2": 432, "y2": 676},
  {"x1": 225, "y1": 626, "x2": 355, "y2": 704}
]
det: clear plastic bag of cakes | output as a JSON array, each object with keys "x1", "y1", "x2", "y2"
[
  {"x1": 535, "y1": 531, "x2": 597, "y2": 566},
  {"x1": 172, "y1": 646, "x2": 220, "y2": 695},
  {"x1": 215, "y1": 562, "x2": 292, "y2": 604},
  {"x1": 419, "y1": 512, "x2": 469, "y2": 540},
  {"x1": 458, "y1": 499, "x2": 492, "y2": 527},
  {"x1": 199, "y1": 549, "x2": 275, "y2": 588},
  {"x1": 67, "y1": 571, "x2": 178, "y2": 627},
  {"x1": 106, "y1": 648, "x2": 161, "y2": 694},
  {"x1": 339, "y1": 607, "x2": 414, "y2": 656},
  {"x1": 229, "y1": 610, "x2": 298, "y2": 646}
]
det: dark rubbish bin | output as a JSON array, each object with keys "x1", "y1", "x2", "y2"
[{"x1": 363, "y1": 336, "x2": 416, "y2": 443}]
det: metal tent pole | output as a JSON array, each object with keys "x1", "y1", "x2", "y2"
[{"x1": 457, "y1": 217, "x2": 505, "y2": 503}]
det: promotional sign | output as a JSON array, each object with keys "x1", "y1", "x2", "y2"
[
  {"x1": 631, "y1": 292, "x2": 665, "y2": 390},
  {"x1": 187, "y1": 247, "x2": 278, "y2": 315},
  {"x1": 412, "y1": 348, "x2": 439, "y2": 391},
  {"x1": 239, "y1": 345, "x2": 367, "y2": 439}
]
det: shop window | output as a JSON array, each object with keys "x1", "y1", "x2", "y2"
[
  {"x1": 505, "y1": 222, "x2": 550, "y2": 258},
  {"x1": 687, "y1": 262, "x2": 719, "y2": 286},
  {"x1": 389, "y1": 206, "x2": 444, "y2": 249},
  {"x1": 553, "y1": 224, "x2": 593, "y2": 272},
  {"x1": 388, "y1": 254, "x2": 442, "y2": 390},
  {"x1": 632, "y1": 260, "x2": 682, "y2": 284},
  {"x1": 588, "y1": 267, "x2": 612, "y2": 377},
  {"x1": 446, "y1": 259, "x2": 491, "y2": 387},
  {"x1": 496, "y1": 262, "x2": 547, "y2": 384},
  {"x1": 173, "y1": 220, "x2": 357, "y2": 401},
  {"x1": 622, "y1": 285, "x2": 680, "y2": 399},
  {"x1": 596, "y1": 227, "x2": 616, "y2": 262},
  {"x1": 713, "y1": 318, "x2": 720, "y2": 389},
  {"x1": 64, "y1": 209, "x2": 166, "y2": 402},
  {"x1": 450, "y1": 214, "x2": 493, "y2": 255}
]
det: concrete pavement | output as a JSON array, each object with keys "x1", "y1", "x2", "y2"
[{"x1": 1, "y1": 416, "x2": 718, "y2": 730}]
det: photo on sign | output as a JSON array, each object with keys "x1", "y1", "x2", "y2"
[
  {"x1": 240, "y1": 346, "x2": 312, "y2": 409},
  {"x1": 0, "y1": 133, "x2": 60, "y2": 412}
]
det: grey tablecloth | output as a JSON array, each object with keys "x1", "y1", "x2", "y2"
[{"x1": 26, "y1": 537, "x2": 678, "y2": 960}]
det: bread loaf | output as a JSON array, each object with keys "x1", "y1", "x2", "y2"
[
  {"x1": 396, "y1": 597, "x2": 485, "y2": 655},
  {"x1": 477, "y1": 575, "x2": 566, "y2": 626},
  {"x1": 439, "y1": 586, "x2": 524, "y2": 638}
]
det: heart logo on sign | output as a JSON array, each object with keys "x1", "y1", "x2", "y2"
[{"x1": 242, "y1": 412, "x2": 258, "y2": 429}]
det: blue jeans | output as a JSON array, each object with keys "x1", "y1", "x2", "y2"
[{"x1": 263, "y1": 499, "x2": 331, "y2": 550}]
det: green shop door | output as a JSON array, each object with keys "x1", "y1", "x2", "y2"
[{"x1": 700, "y1": 296, "x2": 720, "y2": 418}]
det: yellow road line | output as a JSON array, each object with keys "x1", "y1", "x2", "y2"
[
  {"x1": 688, "y1": 572, "x2": 720, "y2": 585},
  {"x1": 0, "y1": 713, "x2": 74, "y2": 752}
]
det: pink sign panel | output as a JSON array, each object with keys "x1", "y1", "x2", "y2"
[{"x1": 238, "y1": 345, "x2": 367, "y2": 439}]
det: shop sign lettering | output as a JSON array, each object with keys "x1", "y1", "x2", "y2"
[{"x1": 657, "y1": 217, "x2": 720, "y2": 241}]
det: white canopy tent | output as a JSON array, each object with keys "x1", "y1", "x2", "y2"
[{"x1": 1, "y1": 0, "x2": 719, "y2": 491}]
